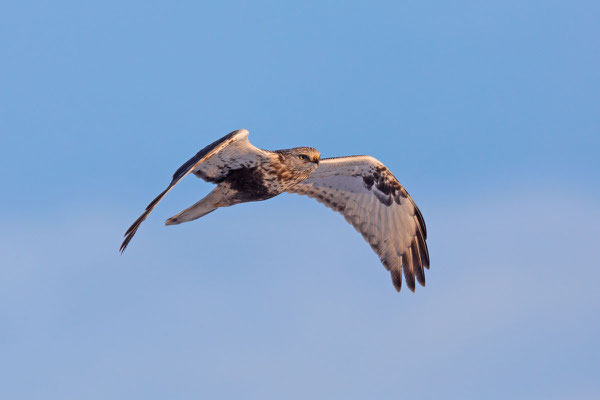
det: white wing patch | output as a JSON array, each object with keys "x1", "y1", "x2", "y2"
[{"x1": 288, "y1": 156, "x2": 429, "y2": 292}]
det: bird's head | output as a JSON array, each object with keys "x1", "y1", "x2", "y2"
[{"x1": 281, "y1": 147, "x2": 321, "y2": 173}]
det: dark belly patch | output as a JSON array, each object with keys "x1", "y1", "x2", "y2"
[{"x1": 224, "y1": 166, "x2": 275, "y2": 202}]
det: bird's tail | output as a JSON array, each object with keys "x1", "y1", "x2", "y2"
[{"x1": 165, "y1": 190, "x2": 221, "y2": 225}]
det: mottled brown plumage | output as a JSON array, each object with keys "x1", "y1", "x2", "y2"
[{"x1": 121, "y1": 129, "x2": 428, "y2": 293}]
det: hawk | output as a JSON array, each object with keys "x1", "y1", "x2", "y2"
[{"x1": 121, "y1": 129, "x2": 429, "y2": 292}]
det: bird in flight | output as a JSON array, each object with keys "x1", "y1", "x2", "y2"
[{"x1": 121, "y1": 129, "x2": 429, "y2": 292}]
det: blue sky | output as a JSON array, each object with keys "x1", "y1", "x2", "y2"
[{"x1": 1, "y1": 1, "x2": 599, "y2": 399}]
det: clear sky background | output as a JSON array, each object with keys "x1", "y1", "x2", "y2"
[{"x1": 1, "y1": 1, "x2": 599, "y2": 399}]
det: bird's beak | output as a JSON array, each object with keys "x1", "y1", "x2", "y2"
[{"x1": 313, "y1": 157, "x2": 320, "y2": 165}]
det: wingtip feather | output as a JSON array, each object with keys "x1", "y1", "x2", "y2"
[{"x1": 391, "y1": 269, "x2": 402, "y2": 292}]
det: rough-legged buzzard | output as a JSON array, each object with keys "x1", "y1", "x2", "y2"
[{"x1": 121, "y1": 130, "x2": 429, "y2": 292}]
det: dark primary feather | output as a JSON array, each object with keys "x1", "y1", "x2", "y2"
[{"x1": 120, "y1": 187, "x2": 170, "y2": 253}]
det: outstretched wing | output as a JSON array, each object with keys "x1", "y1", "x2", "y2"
[
  {"x1": 288, "y1": 156, "x2": 429, "y2": 292},
  {"x1": 120, "y1": 129, "x2": 266, "y2": 252}
]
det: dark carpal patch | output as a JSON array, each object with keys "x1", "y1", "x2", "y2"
[
  {"x1": 362, "y1": 166, "x2": 405, "y2": 206},
  {"x1": 225, "y1": 166, "x2": 274, "y2": 202},
  {"x1": 374, "y1": 190, "x2": 393, "y2": 206},
  {"x1": 374, "y1": 166, "x2": 402, "y2": 195}
]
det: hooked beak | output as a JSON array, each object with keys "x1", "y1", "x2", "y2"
[{"x1": 313, "y1": 157, "x2": 320, "y2": 165}]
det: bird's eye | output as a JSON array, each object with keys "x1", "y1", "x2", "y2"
[{"x1": 299, "y1": 154, "x2": 309, "y2": 161}]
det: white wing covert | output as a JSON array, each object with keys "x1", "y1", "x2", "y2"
[
  {"x1": 120, "y1": 129, "x2": 266, "y2": 252},
  {"x1": 288, "y1": 156, "x2": 429, "y2": 292}
]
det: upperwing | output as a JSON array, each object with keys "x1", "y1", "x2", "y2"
[
  {"x1": 288, "y1": 156, "x2": 429, "y2": 292},
  {"x1": 120, "y1": 129, "x2": 266, "y2": 252}
]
